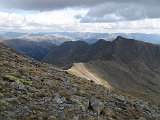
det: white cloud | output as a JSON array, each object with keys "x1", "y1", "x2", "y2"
[
  {"x1": 0, "y1": 0, "x2": 159, "y2": 33},
  {"x1": 0, "y1": 9, "x2": 159, "y2": 33},
  {"x1": 0, "y1": 9, "x2": 88, "y2": 31}
]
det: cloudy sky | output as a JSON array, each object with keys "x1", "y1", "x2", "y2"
[{"x1": 0, "y1": 0, "x2": 160, "y2": 33}]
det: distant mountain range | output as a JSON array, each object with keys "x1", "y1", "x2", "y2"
[
  {"x1": 0, "y1": 32, "x2": 75, "y2": 45},
  {"x1": 1, "y1": 32, "x2": 160, "y2": 44},
  {"x1": 42, "y1": 36, "x2": 160, "y2": 102}
]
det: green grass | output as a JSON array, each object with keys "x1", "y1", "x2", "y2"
[{"x1": 1, "y1": 74, "x2": 32, "y2": 85}]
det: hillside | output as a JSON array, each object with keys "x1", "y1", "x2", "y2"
[
  {"x1": 68, "y1": 61, "x2": 160, "y2": 102},
  {"x1": 3, "y1": 39, "x2": 57, "y2": 61},
  {"x1": 1, "y1": 42, "x2": 160, "y2": 119},
  {"x1": 43, "y1": 36, "x2": 160, "y2": 102},
  {"x1": 42, "y1": 41, "x2": 90, "y2": 67},
  {"x1": 43, "y1": 36, "x2": 160, "y2": 68}
]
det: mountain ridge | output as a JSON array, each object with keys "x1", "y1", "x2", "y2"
[
  {"x1": 43, "y1": 36, "x2": 160, "y2": 67},
  {"x1": 1, "y1": 42, "x2": 160, "y2": 119},
  {"x1": 42, "y1": 36, "x2": 160, "y2": 102}
]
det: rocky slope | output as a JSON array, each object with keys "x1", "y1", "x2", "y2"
[
  {"x1": 0, "y1": 42, "x2": 160, "y2": 119},
  {"x1": 42, "y1": 36, "x2": 160, "y2": 102}
]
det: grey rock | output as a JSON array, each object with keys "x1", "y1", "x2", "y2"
[
  {"x1": 53, "y1": 94, "x2": 66, "y2": 104},
  {"x1": 5, "y1": 97, "x2": 17, "y2": 102},
  {"x1": 73, "y1": 116, "x2": 79, "y2": 120},
  {"x1": 138, "y1": 117, "x2": 146, "y2": 120},
  {"x1": 0, "y1": 92, "x2": 4, "y2": 98},
  {"x1": 11, "y1": 82, "x2": 27, "y2": 91},
  {"x1": 117, "y1": 94, "x2": 126, "y2": 102},
  {"x1": 17, "y1": 84, "x2": 27, "y2": 91},
  {"x1": 70, "y1": 95, "x2": 89, "y2": 112},
  {"x1": 90, "y1": 98, "x2": 104, "y2": 115}
]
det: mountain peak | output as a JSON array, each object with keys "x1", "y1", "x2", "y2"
[
  {"x1": 114, "y1": 36, "x2": 128, "y2": 42},
  {"x1": 94, "y1": 39, "x2": 109, "y2": 45},
  {"x1": 116, "y1": 36, "x2": 125, "y2": 39}
]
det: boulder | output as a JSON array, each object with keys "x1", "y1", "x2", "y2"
[
  {"x1": 70, "y1": 95, "x2": 89, "y2": 112},
  {"x1": 89, "y1": 98, "x2": 104, "y2": 115}
]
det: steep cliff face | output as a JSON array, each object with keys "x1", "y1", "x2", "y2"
[{"x1": 1, "y1": 42, "x2": 160, "y2": 119}]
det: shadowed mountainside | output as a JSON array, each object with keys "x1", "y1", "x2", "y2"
[
  {"x1": 43, "y1": 36, "x2": 160, "y2": 69},
  {"x1": 3, "y1": 39, "x2": 57, "y2": 61}
]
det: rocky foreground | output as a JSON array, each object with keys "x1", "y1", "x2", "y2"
[{"x1": 0, "y1": 42, "x2": 160, "y2": 120}]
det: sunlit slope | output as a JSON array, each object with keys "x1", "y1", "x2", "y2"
[
  {"x1": 68, "y1": 63, "x2": 112, "y2": 89},
  {"x1": 68, "y1": 61, "x2": 160, "y2": 102}
]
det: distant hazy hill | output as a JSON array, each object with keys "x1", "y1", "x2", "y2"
[
  {"x1": 3, "y1": 32, "x2": 27, "y2": 38},
  {"x1": 1, "y1": 32, "x2": 75, "y2": 45},
  {"x1": 1, "y1": 32, "x2": 160, "y2": 44},
  {"x1": 42, "y1": 36, "x2": 160, "y2": 102},
  {"x1": 17, "y1": 33, "x2": 75, "y2": 45}
]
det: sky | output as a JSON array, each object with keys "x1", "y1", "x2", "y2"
[{"x1": 0, "y1": 0, "x2": 160, "y2": 33}]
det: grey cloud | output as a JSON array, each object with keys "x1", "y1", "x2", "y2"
[
  {"x1": 81, "y1": 1, "x2": 160, "y2": 23},
  {"x1": 74, "y1": 15, "x2": 82, "y2": 19},
  {"x1": 0, "y1": 0, "x2": 107, "y2": 11},
  {"x1": 0, "y1": 0, "x2": 159, "y2": 23},
  {"x1": 0, "y1": 0, "x2": 159, "y2": 11}
]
